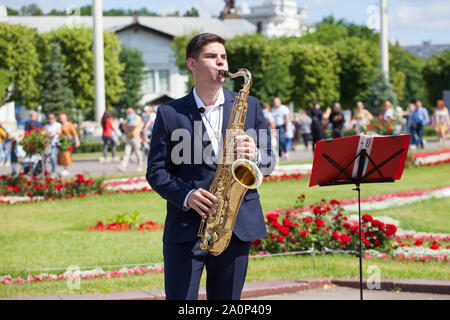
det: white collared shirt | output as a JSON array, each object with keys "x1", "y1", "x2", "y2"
[{"x1": 193, "y1": 86, "x2": 225, "y2": 160}]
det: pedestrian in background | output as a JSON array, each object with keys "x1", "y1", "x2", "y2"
[
  {"x1": 406, "y1": 103, "x2": 416, "y2": 147},
  {"x1": 44, "y1": 113, "x2": 62, "y2": 177},
  {"x1": 383, "y1": 100, "x2": 396, "y2": 121},
  {"x1": 261, "y1": 102, "x2": 278, "y2": 160},
  {"x1": 271, "y1": 97, "x2": 290, "y2": 158},
  {"x1": 329, "y1": 102, "x2": 345, "y2": 139},
  {"x1": 117, "y1": 107, "x2": 143, "y2": 172},
  {"x1": 58, "y1": 112, "x2": 80, "y2": 176},
  {"x1": 101, "y1": 110, "x2": 117, "y2": 163},
  {"x1": 142, "y1": 106, "x2": 157, "y2": 156},
  {"x1": 0, "y1": 123, "x2": 8, "y2": 165},
  {"x1": 432, "y1": 100, "x2": 450, "y2": 147},
  {"x1": 310, "y1": 101, "x2": 326, "y2": 152},
  {"x1": 351, "y1": 101, "x2": 373, "y2": 134},
  {"x1": 24, "y1": 110, "x2": 42, "y2": 132},
  {"x1": 284, "y1": 120, "x2": 295, "y2": 158},
  {"x1": 298, "y1": 110, "x2": 312, "y2": 150},
  {"x1": 412, "y1": 100, "x2": 430, "y2": 149}
]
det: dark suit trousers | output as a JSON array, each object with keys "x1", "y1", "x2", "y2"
[{"x1": 163, "y1": 234, "x2": 251, "y2": 300}]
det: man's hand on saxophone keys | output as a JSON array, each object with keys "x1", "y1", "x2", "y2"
[
  {"x1": 187, "y1": 188, "x2": 218, "y2": 219},
  {"x1": 235, "y1": 135, "x2": 258, "y2": 161}
]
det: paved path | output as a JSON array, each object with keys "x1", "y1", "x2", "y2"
[
  {"x1": 0, "y1": 138, "x2": 447, "y2": 178},
  {"x1": 3, "y1": 279, "x2": 449, "y2": 300},
  {"x1": 251, "y1": 286, "x2": 450, "y2": 300}
]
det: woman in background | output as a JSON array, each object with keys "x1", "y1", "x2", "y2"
[
  {"x1": 57, "y1": 112, "x2": 80, "y2": 176},
  {"x1": 101, "y1": 110, "x2": 117, "y2": 163},
  {"x1": 432, "y1": 100, "x2": 450, "y2": 147}
]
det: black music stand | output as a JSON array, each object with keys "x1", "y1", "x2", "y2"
[{"x1": 309, "y1": 134, "x2": 410, "y2": 300}]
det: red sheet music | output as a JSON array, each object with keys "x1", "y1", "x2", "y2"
[{"x1": 309, "y1": 134, "x2": 410, "y2": 187}]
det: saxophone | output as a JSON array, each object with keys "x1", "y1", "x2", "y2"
[{"x1": 197, "y1": 68, "x2": 263, "y2": 256}]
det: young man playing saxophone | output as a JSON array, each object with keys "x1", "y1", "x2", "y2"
[{"x1": 146, "y1": 33, "x2": 275, "y2": 300}]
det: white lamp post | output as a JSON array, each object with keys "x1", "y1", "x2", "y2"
[{"x1": 93, "y1": 0, "x2": 106, "y2": 123}]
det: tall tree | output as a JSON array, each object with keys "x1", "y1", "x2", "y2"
[
  {"x1": 20, "y1": 3, "x2": 43, "y2": 16},
  {"x1": 171, "y1": 32, "x2": 198, "y2": 92},
  {"x1": 389, "y1": 43, "x2": 426, "y2": 107},
  {"x1": 332, "y1": 37, "x2": 378, "y2": 108},
  {"x1": 183, "y1": 7, "x2": 200, "y2": 17},
  {"x1": 40, "y1": 43, "x2": 76, "y2": 116},
  {"x1": 43, "y1": 26, "x2": 124, "y2": 116},
  {"x1": 114, "y1": 46, "x2": 146, "y2": 113},
  {"x1": 227, "y1": 34, "x2": 294, "y2": 105},
  {"x1": 422, "y1": 50, "x2": 450, "y2": 108},
  {"x1": 0, "y1": 24, "x2": 42, "y2": 107},
  {"x1": 287, "y1": 42, "x2": 341, "y2": 109},
  {"x1": 365, "y1": 72, "x2": 398, "y2": 115},
  {"x1": 6, "y1": 7, "x2": 19, "y2": 16}
]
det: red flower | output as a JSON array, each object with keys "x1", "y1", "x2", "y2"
[
  {"x1": 362, "y1": 214, "x2": 373, "y2": 222},
  {"x1": 277, "y1": 235, "x2": 285, "y2": 243},
  {"x1": 300, "y1": 230, "x2": 308, "y2": 238},
  {"x1": 331, "y1": 231, "x2": 340, "y2": 240},
  {"x1": 315, "y1": 218, "x2": 325, "y2": 227},
  {"x1": 313, "y1": 205, "x2": 324, "y2": 215},
  {"x1": 303, "y1": 217, "x2": 313, "y2": 224},
  {"x1": 430, "y1": 240, "x2": 440, "y2": 250},
  {"x1": 385, "y1": 224, "x2": 397, "y2": 237},
  {"x1": 415, "y1": 239, "x2": 423, "y2": 246},
  {"x1": 253, "y1": 239, "x2": 261, "y2": 247},
  {"x1": 340, "y1": 234, "x2": 351, "y2": 244},
  {"x1": 279, "y1": 226, "x2": 289, "y2": 236},
  {"x1": 282, "y1": 218, "x2": 293, "y2": 228}
]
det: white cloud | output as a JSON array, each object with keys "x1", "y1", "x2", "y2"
[{"x1": 390, "y1": 0, "x2": 450, "y2": 29}]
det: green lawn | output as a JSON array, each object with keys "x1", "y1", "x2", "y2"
[{"x1": 0, "y1": 164, "x2": 449, "y2": 297}]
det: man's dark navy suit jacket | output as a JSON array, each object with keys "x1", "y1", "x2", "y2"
[{"x1": 146, "y1": 88, "x2": 275, "y2": 244}]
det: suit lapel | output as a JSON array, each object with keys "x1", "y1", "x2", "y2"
[{"x1": 186, "y1": 89, "x2": 219, "y2": 168}]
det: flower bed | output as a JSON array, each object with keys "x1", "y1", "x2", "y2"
[
  {"x1": 0, "y1": 173, "x2": 103, "y2": 204},
  {"x1": 102, "y1": 164, "x2": 314, "y2": 192},
  {"x1": 252, "y1": 196, "x2": 398, "y2": 255},
  {"x1": 409, "y1": 149, "x2": 450, "y2": 166},
  {"x1": 1, "y1": 265, "x2": 164, "y2": 285},
  {"x1": 253, "y1": 193, "x2": 450, "y2": 263},
  {"x1": 86, "y1": 220, "x2": 164, "y2": 232}
]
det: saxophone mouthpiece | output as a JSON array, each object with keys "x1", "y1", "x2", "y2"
[{"x1": 218, "y1": 70, "x2": 230, "y2": 78}]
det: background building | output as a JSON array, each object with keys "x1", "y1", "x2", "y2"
[{"x1": 237, "y1": 0, "x2": 313, "y2": 37}]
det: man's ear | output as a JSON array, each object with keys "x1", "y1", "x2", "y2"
[{"x1": 186, "y1": 57, "x2": 196, "y2": 73}]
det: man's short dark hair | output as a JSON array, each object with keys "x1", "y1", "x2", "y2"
[{"x1": 186, "y1": 33, "x2": 226, "y2": 60}]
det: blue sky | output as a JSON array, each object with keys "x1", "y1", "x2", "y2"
[{"x1": 2, "y1": 0, "x2": 450, "y2": 45}]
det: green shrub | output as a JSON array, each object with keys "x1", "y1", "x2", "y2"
[{"x1": 74, "y1": 141, "x2": 125, "y2": 153}]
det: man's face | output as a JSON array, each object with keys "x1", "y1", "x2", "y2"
[
  {"x1": 59, "y1": 114, "x2": 67, "y2": 123},
  {"x1": 187, "y1": 42, "x2": 228, "y2": 85},
  {"x1": 273, "y1": 98, "x2": 281, "y2": 108}
]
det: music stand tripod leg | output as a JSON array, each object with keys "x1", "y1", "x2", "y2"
[
  {"x1": 355, "y1": 148, "x2": 366, "y2": 301},
  {"x1": 353, "y1": 183, "x2": 363, "y2": 301}
]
